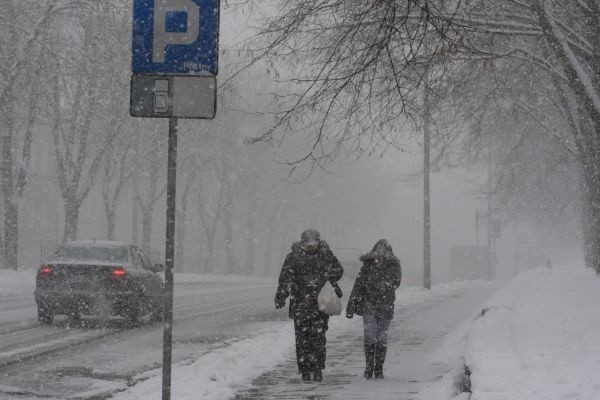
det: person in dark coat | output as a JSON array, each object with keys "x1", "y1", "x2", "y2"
[
  {"x1": 346, "y1": 239, "x2": 401, "y2": 379},
  {"x1": 275, "y1": 228, "x2": 344, "y2": 382}
]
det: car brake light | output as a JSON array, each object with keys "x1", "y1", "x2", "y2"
[
  {"x1": 112, "y1": 267, "x2": 126, "y2": 277},
  {"x1": 40, "y1": 265, "x2": 53, "y2": 275}
]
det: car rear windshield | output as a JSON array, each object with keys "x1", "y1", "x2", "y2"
[{"x1": 51, "y1": 246, "x2": 128, "y2": 262}]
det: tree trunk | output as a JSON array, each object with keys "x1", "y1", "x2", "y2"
[
  {"x1": 63, "y1": 197, "x2": 80, "y2": 243},
  {"x1": 263, "y1": 213, "x2": 277, "y2": 276},
  {"x1": 176, "y1": 169, "x2": 197, "y2": 272},
  {"x1": 1, "y1": 127, "x2": 18, "y2": 270},
  {"x1": 245, "y1": 209, "x2": 256, "y2": 276},
  {"x1": 224, "y1": 206, "x2": 235, "y2": 274},
  {"x1": 175, "y1": 206, "x2": 186, "y2": 272},
  {"x1": 422, "y1": 49, "x2": 432, "y2": 289},
  {"x1": 204, "y1": 232, "x2": 215, "y2": 273},
  {"x1": 582, "y1": 192, "x2": 594, "y2": 270},
  {"x1": 141, "y1": 210, "x2": 153, "y2": 255},
  {"x1": 3, "y1": 198, "x2": 18, "y2": 270},
  {"x1": 582, "y1": 161, "x2": 600, "y2": 273},
  {"x1": 135, "y1": 153, "x2": 163, "y2": 257},
  {"x1": 0, "y1": 209, "x2": 4, "y2": 269},
  {"x1": 1, "y1": 26, "x2": 18, "y2": 270},
  {"x1": 132, "y1": 188, "x2": 139, "y2": 245},
  {"x1": 106, "y1": 208, "x2": 116, "y2": 240}
]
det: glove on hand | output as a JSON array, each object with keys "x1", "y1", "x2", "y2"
[
  {"x1": 275, "y1": 295, "x2": 286, "y2": 309},
  {"x1": 332, "y1": 282, "x2": 343, "y2": 298}
]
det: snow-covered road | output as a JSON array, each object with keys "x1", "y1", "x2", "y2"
[
  {"x1": 0, "y1": 276, "x2": 277, "y2": 399},
  {"x1": 0, "y1": 271, "x2": 498, "y2": 400}
]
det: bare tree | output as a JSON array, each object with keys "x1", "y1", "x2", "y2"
[
  {"x1": 437, "y1": 0, "x2": 600, "y2": 272},
  {"x1": 197, "y1": 158, "x2": 237, "y2": 273},
  {"x1": 175, "y1": 151, "x2": 215, "y2": 272},
  {"x1": 134, "y1": 130, "x2": 167, "y2": 255},
  {"x1": 102, "y1": 126, "x2": 140, "y2": 240},
  {"x1": 0, "y1": 1, "x2": 82, "y2": 268},
  {"x1": 243, "y1": 194, "x2": 261, "y2": 275},
  {"x1": 175, "y1": 167, "x2": 198, "y2": 272},
  {"x1": 48, "y1": 6, "x2": 124, "y2": 243},
  {"x1": 243, "y1": 1, "x2": 465, "y2": 165},
  {"x1": 95, "y1": 2, "x2": 143, "y2": 241}
]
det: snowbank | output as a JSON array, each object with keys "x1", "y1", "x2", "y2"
[
  {"x1": 464, "y1": 265, "x2": 600, "y2": 400},
  {"x1": 112, "y1": 324, "x2": 294, "y2": 400},
  {"x1": 397, "y1": 280, "x2": 489, "y2": 307}
]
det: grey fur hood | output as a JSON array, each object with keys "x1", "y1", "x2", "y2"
[
  {"x1": 359, "y1": 239, "x2": 399, "y2": 264},
  {"x1": 291, "y1": 240, "x2": 331, "y2": 254}
]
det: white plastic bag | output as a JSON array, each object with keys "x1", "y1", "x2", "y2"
[{"x1": 318, "y1": 281, "x2": 342, "y2": 315}]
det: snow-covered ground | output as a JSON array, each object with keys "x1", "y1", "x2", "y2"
[
  {"x1": 0, "y1": 268, "x2": 278, "y2": 400},
  {"x1": 3, "y1": 264, "x2": 598, "y2": 400},
  {"x1": 112, "y1": 281, "x2": 492, "y2": 400},
  {"x1": 0, "y1": 269, "x2": 36, "y2": 297},
  {"x1": 421, "y1": 264, "x2": 600, "y2": 400},
  {"x1": 462, "y1": 265, "x2": 600, "y2": 400},
  {"x1": 111, "y1": 264, "x2": 600, "y2": 400},
  {"x1": 112, "y1": 323, "x2": 295, "y2": 400}
]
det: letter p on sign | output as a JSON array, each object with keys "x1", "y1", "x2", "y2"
[{"x1": 153, "y1": 0, "x2": 200, "y2": 63}]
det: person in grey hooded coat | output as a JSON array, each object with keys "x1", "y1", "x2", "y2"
[
  {"x1": 274, "y1": 228, "x2": 344, "y2": 382},
  {"x1": 346, "y1": 239, "x2": 401, "y2": 379}
]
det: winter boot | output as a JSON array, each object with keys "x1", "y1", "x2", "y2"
[
  {"x1": 301, "y1": 370, "x2": 311, "y2": 382},
  {"x1": 374, "y1": 344, "x2": 387, "y2": 379},
  {"x1": 364, "y1": 344, "x2": 376, "y2": 379},
  {"x1": 313, "y1": 369, "x2": 323, "y2": 382}
]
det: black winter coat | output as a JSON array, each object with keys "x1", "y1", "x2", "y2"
[
  {"x1": 346, "y1": 252, "x2": 401, "y2": 320},
  {"x1": 275, "y1": 241, "x2": 344, "y2": 320}
]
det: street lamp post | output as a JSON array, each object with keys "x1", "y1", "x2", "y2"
[{"x1": 423, "y1": 63, "x2": 432, "y2": 290}]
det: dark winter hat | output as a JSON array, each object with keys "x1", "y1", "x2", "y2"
[{"x1": 300, "y1": 228, "x2": 320, "y2": 245}]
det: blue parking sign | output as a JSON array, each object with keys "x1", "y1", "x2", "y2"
[{"x1": 132, "y1": 0, "x2": 219, "y2": 75}]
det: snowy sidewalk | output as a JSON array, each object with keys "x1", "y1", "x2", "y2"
[
  {"x1": 235, "y1": 282, "x2": 495, "y2": 400},
  {"x1": 110, "y1": 281, "x2": 494, "y2": 400}
]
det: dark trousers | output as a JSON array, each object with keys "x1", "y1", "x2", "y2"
[
  {"x1": 293, "y1": 315, "x2": 329, "y2": 373},
  {"x1": 363, "y1": 310, "x2": 391, "y2": 346},
  {"x1": 362, "y1": 306, "x2": 391, "y2": 377}
]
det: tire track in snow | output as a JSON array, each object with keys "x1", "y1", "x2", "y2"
[{"x1": 0, "y1": 283, "x2": 272, "y2": 371}]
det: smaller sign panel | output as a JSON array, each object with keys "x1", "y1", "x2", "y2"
[{"x1": 130, "y1": 74, "x2": 216, "y2": 119}]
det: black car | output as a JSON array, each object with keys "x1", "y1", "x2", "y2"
[{"x1": 34, "y1": 241, "x2": 164, "y2": 326}]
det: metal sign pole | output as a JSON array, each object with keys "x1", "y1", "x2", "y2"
[
  {"x1": 162, "y1": 117, "x2": 178, "y2": 400},
  {"x1": 131, "y1": 2, "x2": 218, "y2": 396}
]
